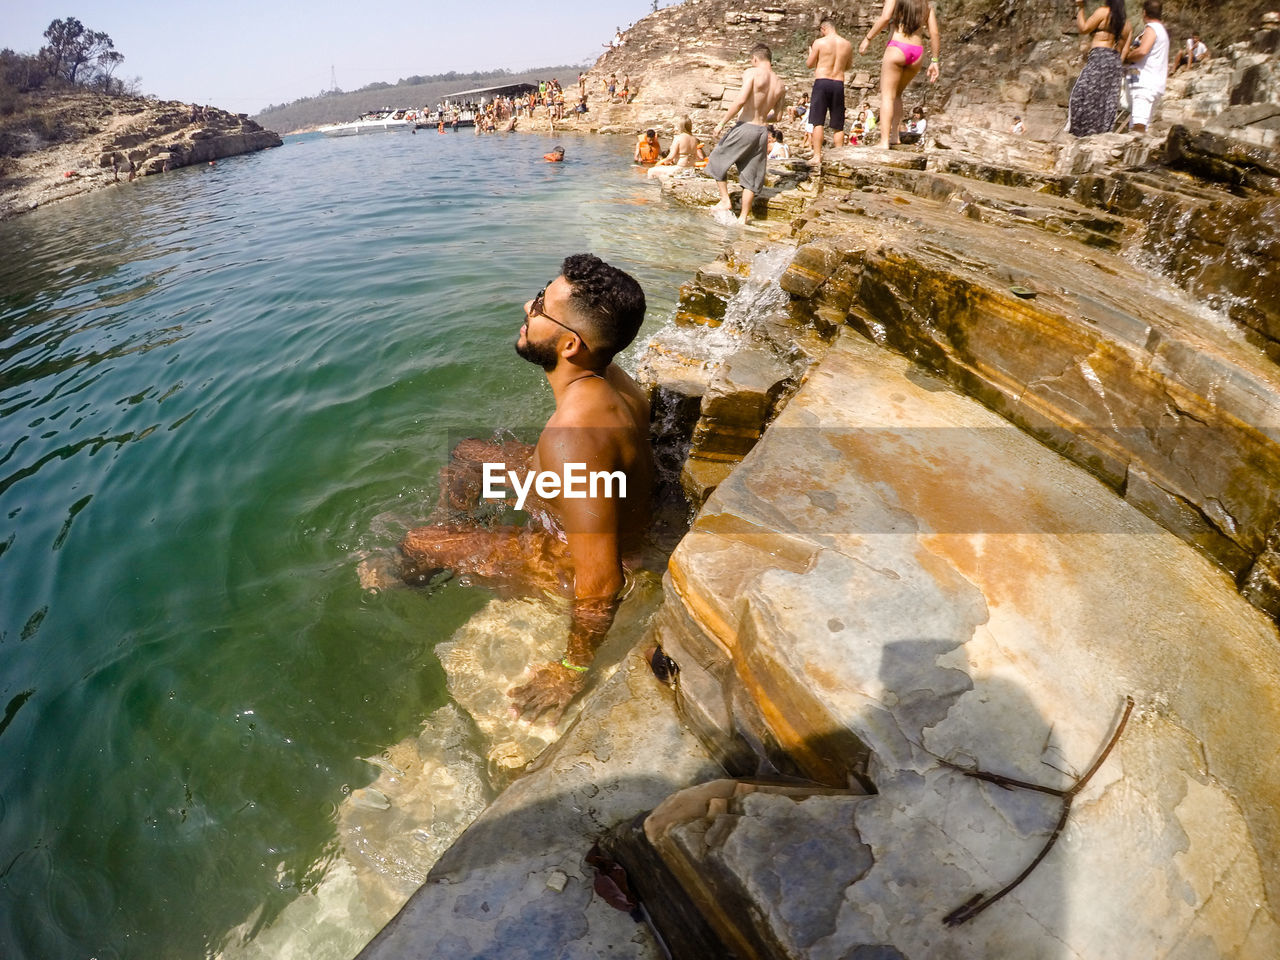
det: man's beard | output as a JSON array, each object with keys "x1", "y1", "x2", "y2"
[{"x1": 515, "y1": 331, "x2": 559, "y2": 371}]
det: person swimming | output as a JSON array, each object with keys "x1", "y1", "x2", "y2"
[
  {"x1": 634, "y1": 129, "x2": 662, "y2": 164},
  {"x1": 543, "y1": 146, "x2": 565, "y2": 162}
]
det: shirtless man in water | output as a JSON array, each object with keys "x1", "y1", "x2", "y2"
[
  {"x1": 362, "y1": 254, "x2": 653, "y2": 723},
  {"x1": 707, "y1": 44, "x2": 786, "y2": 225},
  {"x1": 806, "y1": 18, "x2": 854, "y2": 170}
]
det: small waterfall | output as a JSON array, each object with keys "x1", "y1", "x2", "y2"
[{"x1": 642, "y1": 244, "x2": 795, "y2": 371}]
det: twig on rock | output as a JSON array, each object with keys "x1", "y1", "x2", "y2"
[{"x1": 942, "y1": 695, "x2": 1134, "y2": 927}]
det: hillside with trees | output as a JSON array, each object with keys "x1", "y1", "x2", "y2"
[
  {"x1": 252, "y1": 65, "x2": 586, "y2": 133},
  {"x1": 1, "y1": 16, "x2": 134, "y2": 111}
]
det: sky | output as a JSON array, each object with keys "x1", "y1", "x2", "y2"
[{"x1": 5, "y1": 0, "x2": 663, "y2": 115}]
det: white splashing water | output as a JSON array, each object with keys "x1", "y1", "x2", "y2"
[{"x1": 642, "y1": 244, "x2": 796, "y2": 371}]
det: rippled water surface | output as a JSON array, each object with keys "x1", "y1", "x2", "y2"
[{"x1": 0, "y1": 129, "x2": 728, "y2": 959}]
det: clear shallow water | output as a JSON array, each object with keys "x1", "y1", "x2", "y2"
[{"x1": 0, "y1": 129, "x2": 728, "y2": 959}]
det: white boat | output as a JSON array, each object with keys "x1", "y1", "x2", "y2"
[{"x1": 318, "y1": 109, "x2": 417, "y2": 136}]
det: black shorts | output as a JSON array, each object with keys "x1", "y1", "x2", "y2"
[{"x1": 809, "y1": 78, "x2": 846, "y2": 129}]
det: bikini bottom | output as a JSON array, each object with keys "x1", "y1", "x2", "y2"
[{"x1": 887, "y1": 39, "x2": 924, "y2": 67}]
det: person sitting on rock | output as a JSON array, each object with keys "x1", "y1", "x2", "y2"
[
  {"x1": 359, "y1": 255, "x2": 654, "y2": 725},
  {"x1": 650, "y1": 116, "x2": 705, "y2": 175},
  {"x1": 900, "y1": 105, "x2": 926, "y2": 143},
  {"x1": 767, "y1": 126, "x2": 791, "y2": 159},
  {"x1": 1172, "y1": 31, "x2": 1208, "y2": 73}
]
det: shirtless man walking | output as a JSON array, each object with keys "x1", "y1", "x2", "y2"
[
  {"x1": 362, "y1": 255, "x2": 653, "y2": 723},
  {"x1": 707, "y1": 44, "x2": 786, "y2": 225},
  {"x1": 806, "y1": 18, "x2": 854, "y2": 170}
]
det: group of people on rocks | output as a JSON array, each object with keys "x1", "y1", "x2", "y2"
[
  {"x1": 428, "y1": 78, "x2": 591, "y2": 135},
  {"x1": 604, "y1": 73, "x2": 634, "y2": 103},
  {"x1": 625, "y1": 0, "x2": 942, "y2": 224},
  {"x1": 1069, "y1": 0, "x2": 1172, "y2": 136},
  {"x1": 632, "y1": 118, "x2": 709, "y2": 170},
  {"x1": 1067, "y1": 0, "x2": 1211, "y2": 137},
  {"x1": 637, "y1": 0, "x2": 1197, "y2": 226}
]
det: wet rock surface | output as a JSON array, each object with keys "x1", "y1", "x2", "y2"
[
  {"x1": 645, "y1": 132, "x2": 1280, "y2": 622},
  {"x1": 357, "y1": 640, "x2": 723, "y2": 960}
]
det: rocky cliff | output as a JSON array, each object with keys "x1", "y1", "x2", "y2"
[
  {"x1": 582, "y1": 0, "x2": 1278, "y2": 144},
  {"x1": 0, "y1": 92, "x2": 283, "y2": 220}
]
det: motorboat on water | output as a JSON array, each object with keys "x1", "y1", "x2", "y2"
[
  {"x1": 318, "y1": 109, "x2": 418, "y2": 136},
  {"x1": 415, "y1": 108, "x2": 477, "y2": 129}
]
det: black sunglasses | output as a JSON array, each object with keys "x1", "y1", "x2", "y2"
[{"x1": 528, "y1": 285, "x2": 591, "y2": 351}]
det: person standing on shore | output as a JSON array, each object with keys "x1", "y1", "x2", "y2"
[
  {"x1": 860, "y1": 0, "x2": 941, "y2": 149},
  {"x1": 707, "y1": 44, "x2": 786, "y2": 225},
  {"x1": 1123, "y1": 0, "x2": 1169, "y2": 134},
  {"x1": 806, "y1": 18, "x2": 853, "y2": 171},
  {"x1": 1067, "y1": 0, "x2": 1129, "y2": 136}
]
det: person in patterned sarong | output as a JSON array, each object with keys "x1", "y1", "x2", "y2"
[{"x1": 1068, "y1": 0, "x2": 1130, "y2": 136}]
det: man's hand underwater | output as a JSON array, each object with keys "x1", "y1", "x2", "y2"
[{"x1": 508, "y1": 662, "x2": 588, "y2": 725}]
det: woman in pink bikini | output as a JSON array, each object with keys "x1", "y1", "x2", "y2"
[{"x1": 860, "y1": 0, "x2": 941, "y2": 149}]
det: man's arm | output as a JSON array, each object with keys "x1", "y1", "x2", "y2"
[
  {"x1": 927, "y1": 5, "x2": 941, "y2": 82},
  {"x1": 806, "y1": 38, "x2": 820, "y2": 70},
  {"x1": 1124, "y1": 24, "x2": 1154, "y2": 62},
  {"x1": 508, "y1": 428, "x2": 625, "y2": 723}
]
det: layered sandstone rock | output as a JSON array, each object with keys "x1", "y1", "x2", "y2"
[
  {"x1": 0, "y1": 94, "x2": 282, "y2": 219},
  {"x1": 644, "y1": 331, "x2": 1280, "y2": 958}
]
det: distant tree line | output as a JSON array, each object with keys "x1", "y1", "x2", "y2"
[
  {"x1": 255, "y1": 65, "x2": 586, "y2": 133},
  {"x1": 1, "y1": 17, "x2": 136, "y2": 114}
]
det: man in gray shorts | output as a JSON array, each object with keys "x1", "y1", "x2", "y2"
[{"x1": 708, "y1": 43, "x2": 786, "y2": 225}]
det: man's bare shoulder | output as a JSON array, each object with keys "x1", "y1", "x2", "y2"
[{"x1": 549, "y1": 376, "x2": 641, "y2": 429}]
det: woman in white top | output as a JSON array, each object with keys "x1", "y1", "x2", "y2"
[{"x1": 767, "y1": 127, "x2": 790, "y2": 159}]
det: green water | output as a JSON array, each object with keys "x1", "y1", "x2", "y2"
[{"x1": 0, "y1": 130, "x2": 727, "y2": 959}]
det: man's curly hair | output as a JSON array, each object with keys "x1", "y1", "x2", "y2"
[{"x1": 560, "y1": 254, "x2": 646, "y2": 363}]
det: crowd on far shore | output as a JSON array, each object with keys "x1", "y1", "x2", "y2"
[{"x1": 420, "y1": 72, "x2": 640, "y2": 134}]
